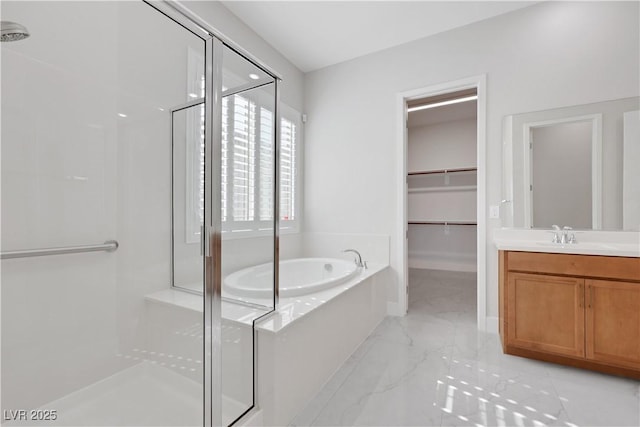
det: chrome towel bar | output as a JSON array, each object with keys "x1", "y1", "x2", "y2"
[{"x1": 0, "y1": 240, "x2": 119, "y2": 260}]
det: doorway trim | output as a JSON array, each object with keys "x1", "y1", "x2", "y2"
[{"x1": 395, "y1": 74, "x2": 488, "y2": 330}]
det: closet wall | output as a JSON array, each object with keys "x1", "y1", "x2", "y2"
[{"x1": 407, "y1": 100, "x2": 477, "y2": 272}]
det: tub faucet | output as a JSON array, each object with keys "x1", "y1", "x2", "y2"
[{"x1": 342, "y1": 249, "x2": 367, "y2": 269}]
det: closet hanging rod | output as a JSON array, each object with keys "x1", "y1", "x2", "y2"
[
  {"x1": 408, "y1": 221, "x2": 477, "y2": 226},
  {"x1": 1, "y1": 240, "x2": 119, "y2": 260},
  {"x1": 408, "y1": 167, "x2": 477, "y2": 176}
]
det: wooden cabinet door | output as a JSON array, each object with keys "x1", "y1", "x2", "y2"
[
  {"x1": 507, "y1": 273, "x2": 585, "y2": 358},
  {"x1": 586, "y1": 280, "x2": 640, "y2": 369}
]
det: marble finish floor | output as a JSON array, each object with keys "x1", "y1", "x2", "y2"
[{"x1": 291, "y1": 269, "x2": 640, "y2": 427}]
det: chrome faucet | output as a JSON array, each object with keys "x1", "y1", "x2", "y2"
[
  {"x1": 562, "y1": 226, "x2": 578, "y2": 244},
  {"x1": 342, "y1": 249, "x2": 367, "y2": 269},
  {"x1": 551, "y1": 225, "x2": 577, "y2": 244}
]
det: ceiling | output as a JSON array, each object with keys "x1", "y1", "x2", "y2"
[{"x1": 222, "y1": 1, "x2": 539, "y2": 72}]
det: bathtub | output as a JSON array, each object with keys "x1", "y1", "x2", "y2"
[{"x1": 224, "y1": 257, "x2": 359, "y2": 298}]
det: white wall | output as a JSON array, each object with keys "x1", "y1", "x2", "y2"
[
  {"x1": 408, "y1": 118, "x2": 477, "y2": 171},
  {"x1": 407, "y1": 117, "x2": 477, "y2": 223},
  {"x1": 408, "y1": 224, "x2": 477, "y2": 272},
  {"x1": 303, "y1": 1, "x2": 640, "y2": 323},
  {"x1": 623, "y1": 111, "x2": 640, "y2": 230}
]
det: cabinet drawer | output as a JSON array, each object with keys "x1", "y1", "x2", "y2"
[{"x1": 507, "y1": 251, "x2": 640, "y2": 282}]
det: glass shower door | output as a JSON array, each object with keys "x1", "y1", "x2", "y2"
[
  {"x1": 219, "y1": 45, "x2": 278, "y2": 425},
  {"x1": 171, "y1": 40, "x2": 280, "y2": 425}
]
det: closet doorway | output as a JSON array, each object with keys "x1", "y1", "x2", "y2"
[{"x1": 396, "y1": 76, "x2": 487, "y2": 330}]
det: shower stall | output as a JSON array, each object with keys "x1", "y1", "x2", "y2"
[{"x1": 1, "y1": 1, "x2": 279, "y2": 426}]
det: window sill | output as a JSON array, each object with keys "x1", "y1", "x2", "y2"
[{"x1": 221, "y1": 226, "x2": 300, "y2": 240}]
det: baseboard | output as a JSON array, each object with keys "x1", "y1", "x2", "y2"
[
  {"x1": 387, "y1": 301, "x2": 405, "y2": 317},
  {"x1": 485, "y1": 316, "x2": 499, "y2": 334}
]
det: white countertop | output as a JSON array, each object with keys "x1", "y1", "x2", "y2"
[{"x1": 493, "y1": 228, "x2": 640, "y2": 257}]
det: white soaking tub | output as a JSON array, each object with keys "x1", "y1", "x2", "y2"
[{"x1": 224, "y1": 258, "x2": 359, "y2": 298}]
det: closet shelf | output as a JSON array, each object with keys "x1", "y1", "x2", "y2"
[
  {"x1": 407, "y1": 167, "x2": 477, "y2": 176},
  {"x1": 408, "y1": 220, "x2": 477, "y2": 226},
  {"x1": 408, "y1": 185, "x2": 477, "y2": 193}
]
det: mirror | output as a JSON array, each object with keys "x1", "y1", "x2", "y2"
[
  {"x1": 503, "y1": 96, "x2": 640, "y2": 231},
  {"x1": 529, "y1": 115, "x2": 601, "y2": 229}
]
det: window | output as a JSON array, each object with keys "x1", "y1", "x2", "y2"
[
  {"x1": 183, "y1": 52, "x2": 301, "y2": 241},
  {"x1": 221, "y1": 92, "x2": 301, "y2": 235}
]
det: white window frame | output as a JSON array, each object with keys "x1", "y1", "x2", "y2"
[{"x1": 278, "y1": 104, "x2": 302, "y2": 235}]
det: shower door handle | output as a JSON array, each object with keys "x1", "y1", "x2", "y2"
[
  {"x1": 201, "y1": 225, "x2": 204, "y2": 257},
  {"x1": 201, "y1": 225, "x2": 212, "y2": 257}
]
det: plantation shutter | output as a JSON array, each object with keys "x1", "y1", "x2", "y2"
[
  {"x1": 280, "y1": 118, "x2": 296, "y2": 222},
  {"x1": 229, "y1": 94, "x2": 256, "y2": 222}
]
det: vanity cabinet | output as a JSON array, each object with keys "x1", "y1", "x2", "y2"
[{"x1": 499, "y1": 251, "x2": 640, "y2": 378}]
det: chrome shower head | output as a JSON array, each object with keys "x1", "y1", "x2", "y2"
[{"x1": 1, "y1": 21, "x2": 30, "y2": 42}]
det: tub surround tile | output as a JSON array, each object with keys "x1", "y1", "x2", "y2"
[
  {"x1": 144, "y1": 262, "x2": 388, "y2": 333},
  {"x1": 292, "y1": 269, "x2": 640, "y2": 427},
  {"x1": 256, "y1": 263, "x2": 388, "y2": 333},
  {"x1": 257, "y1": 266, "x2": 388, "y2": 426}
]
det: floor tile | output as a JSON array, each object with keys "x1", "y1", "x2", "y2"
[{"x1": 291, "y1": 269, "x2": 640, "y2": 427}]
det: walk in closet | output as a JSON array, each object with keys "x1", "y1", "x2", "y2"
[{"x1": 407, "y1": 90, "x2": 478, "y2": 272}]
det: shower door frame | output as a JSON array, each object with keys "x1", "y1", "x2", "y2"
[{"x1": 143, "y1": 1, "x2": 282, "y2": 426}]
